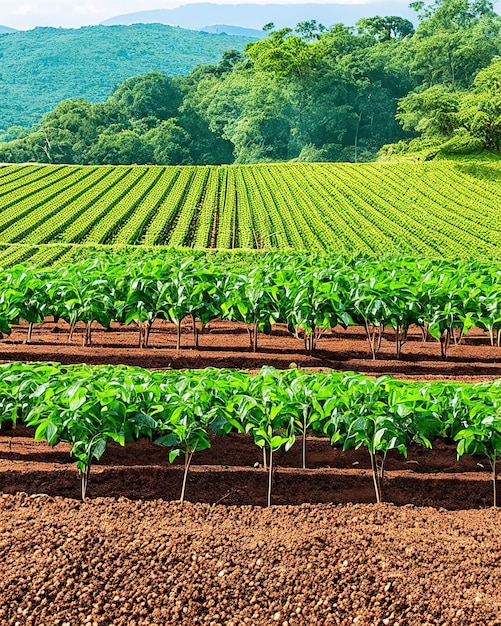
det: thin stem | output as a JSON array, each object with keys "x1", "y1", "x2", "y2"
[
  {"x1": 449, "y1": 326, "x2": 458, "y2": 346},
  {"x1": 263, "y1": 446, "x2": 267, "y2": 471},
  {"x1": 364, "y1": 321, "x2": 376, "y2": 360},
  {"x1": 68, "y1": 320, "x2": 76, "y2": 343},
  {"x1": 145, "y1": 320, "x2": 152, "y2": 348},
  {"x1": 440, "y1": 330, "x2": 449, "y2": 360},
  {"x1": 369, "y1": 451, "x2": 380, "y2": 504},
  {"x1": 267, "y1": 446, "x2": 273, "y2": 507},
  {"x1": 81, "y1": 465, "x2": 90, "y2": 501},
  {"x1": 420, "y1": 323, "x2": 429, "y2": 343},
  {"x1": 302, "y1": 409, "x2": 307, "y2": 470},
  {"x1": 253, "y1": 320, "x2": 258, "y2": 353},
  {"x1": 192, "y1": 314, "x2": 199, "y2": 349},
  {"x1": 491, "y1": 455, "x2": 497, "y2": 508},
  {"x1": 176, "y1": 322, "x2": 181, "y2": 352},
  {"x1": 376, "y1": 455, "x2": 384, "y2": 502},
  {"x1": 247, "y1": 326, "x2": 253, "y2": 349},
  {"x1": 180, "y1": 450, "x2": 194, "y2": 505}
]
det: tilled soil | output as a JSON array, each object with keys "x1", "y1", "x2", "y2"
[
  {"x1": 2, "y1": 320, "x2": 501, "y2": 381},
  {"x1": 0, "y1": 427, "x2": 498, "y2": 510},
  {"x1": 0, "y1": 494, "x2": 500, "y2": 626},
  {"x1": 2, "y1": 322, "x2": 501, "y2": 625}
]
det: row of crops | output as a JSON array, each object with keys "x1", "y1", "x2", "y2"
[
  {"x1": 2, "y1": 251, "x2": 501, "y2": 358},
  {"x1": 0, "y1": 162, "x2": 501, "y2": 256},
  {"x1": 1, "y1": 362, "x2": 500, "y2": 505}
]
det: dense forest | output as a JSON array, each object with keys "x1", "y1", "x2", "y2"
[
  {"x1": 1, "y1": 0, "x2": 500, "y2": 165},
  {"x1": 0, "y1": 24, "x2": 253, "y2": 130}
]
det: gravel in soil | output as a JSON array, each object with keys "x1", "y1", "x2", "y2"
[
  {"x1": 2, "y1": 320, "x2": 501, "y2": 381},
  {"x1": 0, "y1": 494, "x2": 500, "y2": 626}
]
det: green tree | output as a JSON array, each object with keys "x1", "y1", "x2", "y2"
[
  {"x1": 109, "y1": 72, "x2": 182, "y2": 122},
  {"x1": 85, "y1": 130, "x2": 152, "y2": 165}
]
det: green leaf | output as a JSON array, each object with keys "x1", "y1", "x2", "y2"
[{"x1": 169, "y1": 448, "x2": 182, "y2": 463}]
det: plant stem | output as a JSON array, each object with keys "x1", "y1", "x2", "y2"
[
  {"x1": 267, "y1": 447, "x2": 273, "y2": 507},
  {"x1": 302, "y1": 410, "x2": 307, "y2": 469},
  {"x1": 369, "y1": 451, "x2": 380, "y2": 504},
  {"x1": 180, "y1": 450, "x2": 194, "y2": 505},
  {"x1": 364, "y1": 321, "x2": 376, "y2": 360},
  {"x1": 192, "y1": 314, "x2": 199, "y2": 349},
  {"x1": 145, "y1": 320, "x2": 152, "y2": 347},
  {"x1": 491, "y1": 455, "x2": 497, "y2": 508},
  {"x1": 176, "y1": 322, "x2": 181, "y2": 352},
  {"x1": 81, "y1": 465, "x2": 90, "y2": 501},
  {"x1": 376, "y1": 455, "x2": 384, "y2": 501}
]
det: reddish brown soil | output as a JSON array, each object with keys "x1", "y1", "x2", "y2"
[
  {"x1": 0, "y1": 493, "x2": 500, "y2": 626},
  {"x1": 2, "y1": 324, "x2": 501, "y2": 625},
  {"x1": 0, "y1": 426, "x2": 498, "y2": 510},
  {"x1": 2, "y1": 319, "x2": 501, "y2": 381}
]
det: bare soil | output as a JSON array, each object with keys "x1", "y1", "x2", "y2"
[
  {"x1": 1, "y1": 319, "x2": 501, "y2": 381},
  {"x1": 0, "y1": 426, "x2": 498, "y2": 510},
  {"x1": 0, "y1": 493, "x2": 500, "y2": 626}
]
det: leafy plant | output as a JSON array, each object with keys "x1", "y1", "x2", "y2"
[{"x1": 455, "y1": 385, "x2": 501, "y2": 507}]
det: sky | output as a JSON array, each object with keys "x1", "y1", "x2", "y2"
[{"x1": 0, "y1": 0, "x2": 370, "y2": 30}]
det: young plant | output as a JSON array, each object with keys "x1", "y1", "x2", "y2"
[
  {"x1": 26, "y1": 366, "x2": 156, "y2": 500},
  {"x1": 233, "y1": 368, "x2": 295, "y2": 506},
  {"x1": 155, "y1": 374, "x2": 216, "y2": 503},
  {"x1": 454, "y1": 389, "x2": 501, "y2": 507},
  {"x1": 341, "y1": 376, "x2": 410, "y2": 503}
]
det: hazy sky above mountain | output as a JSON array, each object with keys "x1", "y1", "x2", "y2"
[{"x1": 1, "y1": 0, "x2": 381, "y2": 30}]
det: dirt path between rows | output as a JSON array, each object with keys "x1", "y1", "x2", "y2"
[
  {"x1": 0, "y1": 494, "x2": 500, "y2": 626},
  {"x1": 2, "y1": 320, "x2": 501, "y2": 381},
  {"x1": 0, "y1": 427, "x2": 497, "y2": 510}
]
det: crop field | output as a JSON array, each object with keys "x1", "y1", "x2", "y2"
[
  {"x1": 2, "y1": 160, "x2": 501, "y2": 624},
  {"x1": 0, "y1": 161, "x2": 500, "y2": 257},
  {"x1": 3, "y1": 251, "x2": 501, "y2": 361}
]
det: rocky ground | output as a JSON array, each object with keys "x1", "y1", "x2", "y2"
[{"x1": 0, "y1": 494, "x2": 500, "y2": 626}]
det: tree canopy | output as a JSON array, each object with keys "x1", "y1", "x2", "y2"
[{"x1": 1, "y1": 0, "x2": 500, "y2": 165}]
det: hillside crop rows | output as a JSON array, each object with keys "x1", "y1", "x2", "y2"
[
  {"x1": 1, "y1": 160, "x2": 501, "y2": 626},
  {"x1": 0, "y1": 161, "x2": 501, "y2": 256}
]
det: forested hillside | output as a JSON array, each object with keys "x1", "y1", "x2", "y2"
[
  {"x1": 1, "y1": 0, "x2": 500, "y2": 164},
  {"x1": 0, "y1": 24, "x2": 253, "y2": 130}
]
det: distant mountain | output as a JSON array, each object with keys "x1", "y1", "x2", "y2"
[
  {"x1": 0, "y1": 26, "x2": 16, "y2": 34},
  {"x1": 0, "y1": 24, "x2": 253, "y2": 130},
  {"x1": 102, "y1": 3, "x2": 417, "y2": 30},
  {"x1": 201, "y1": 24, "x2": 264, "y2": 38}
]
